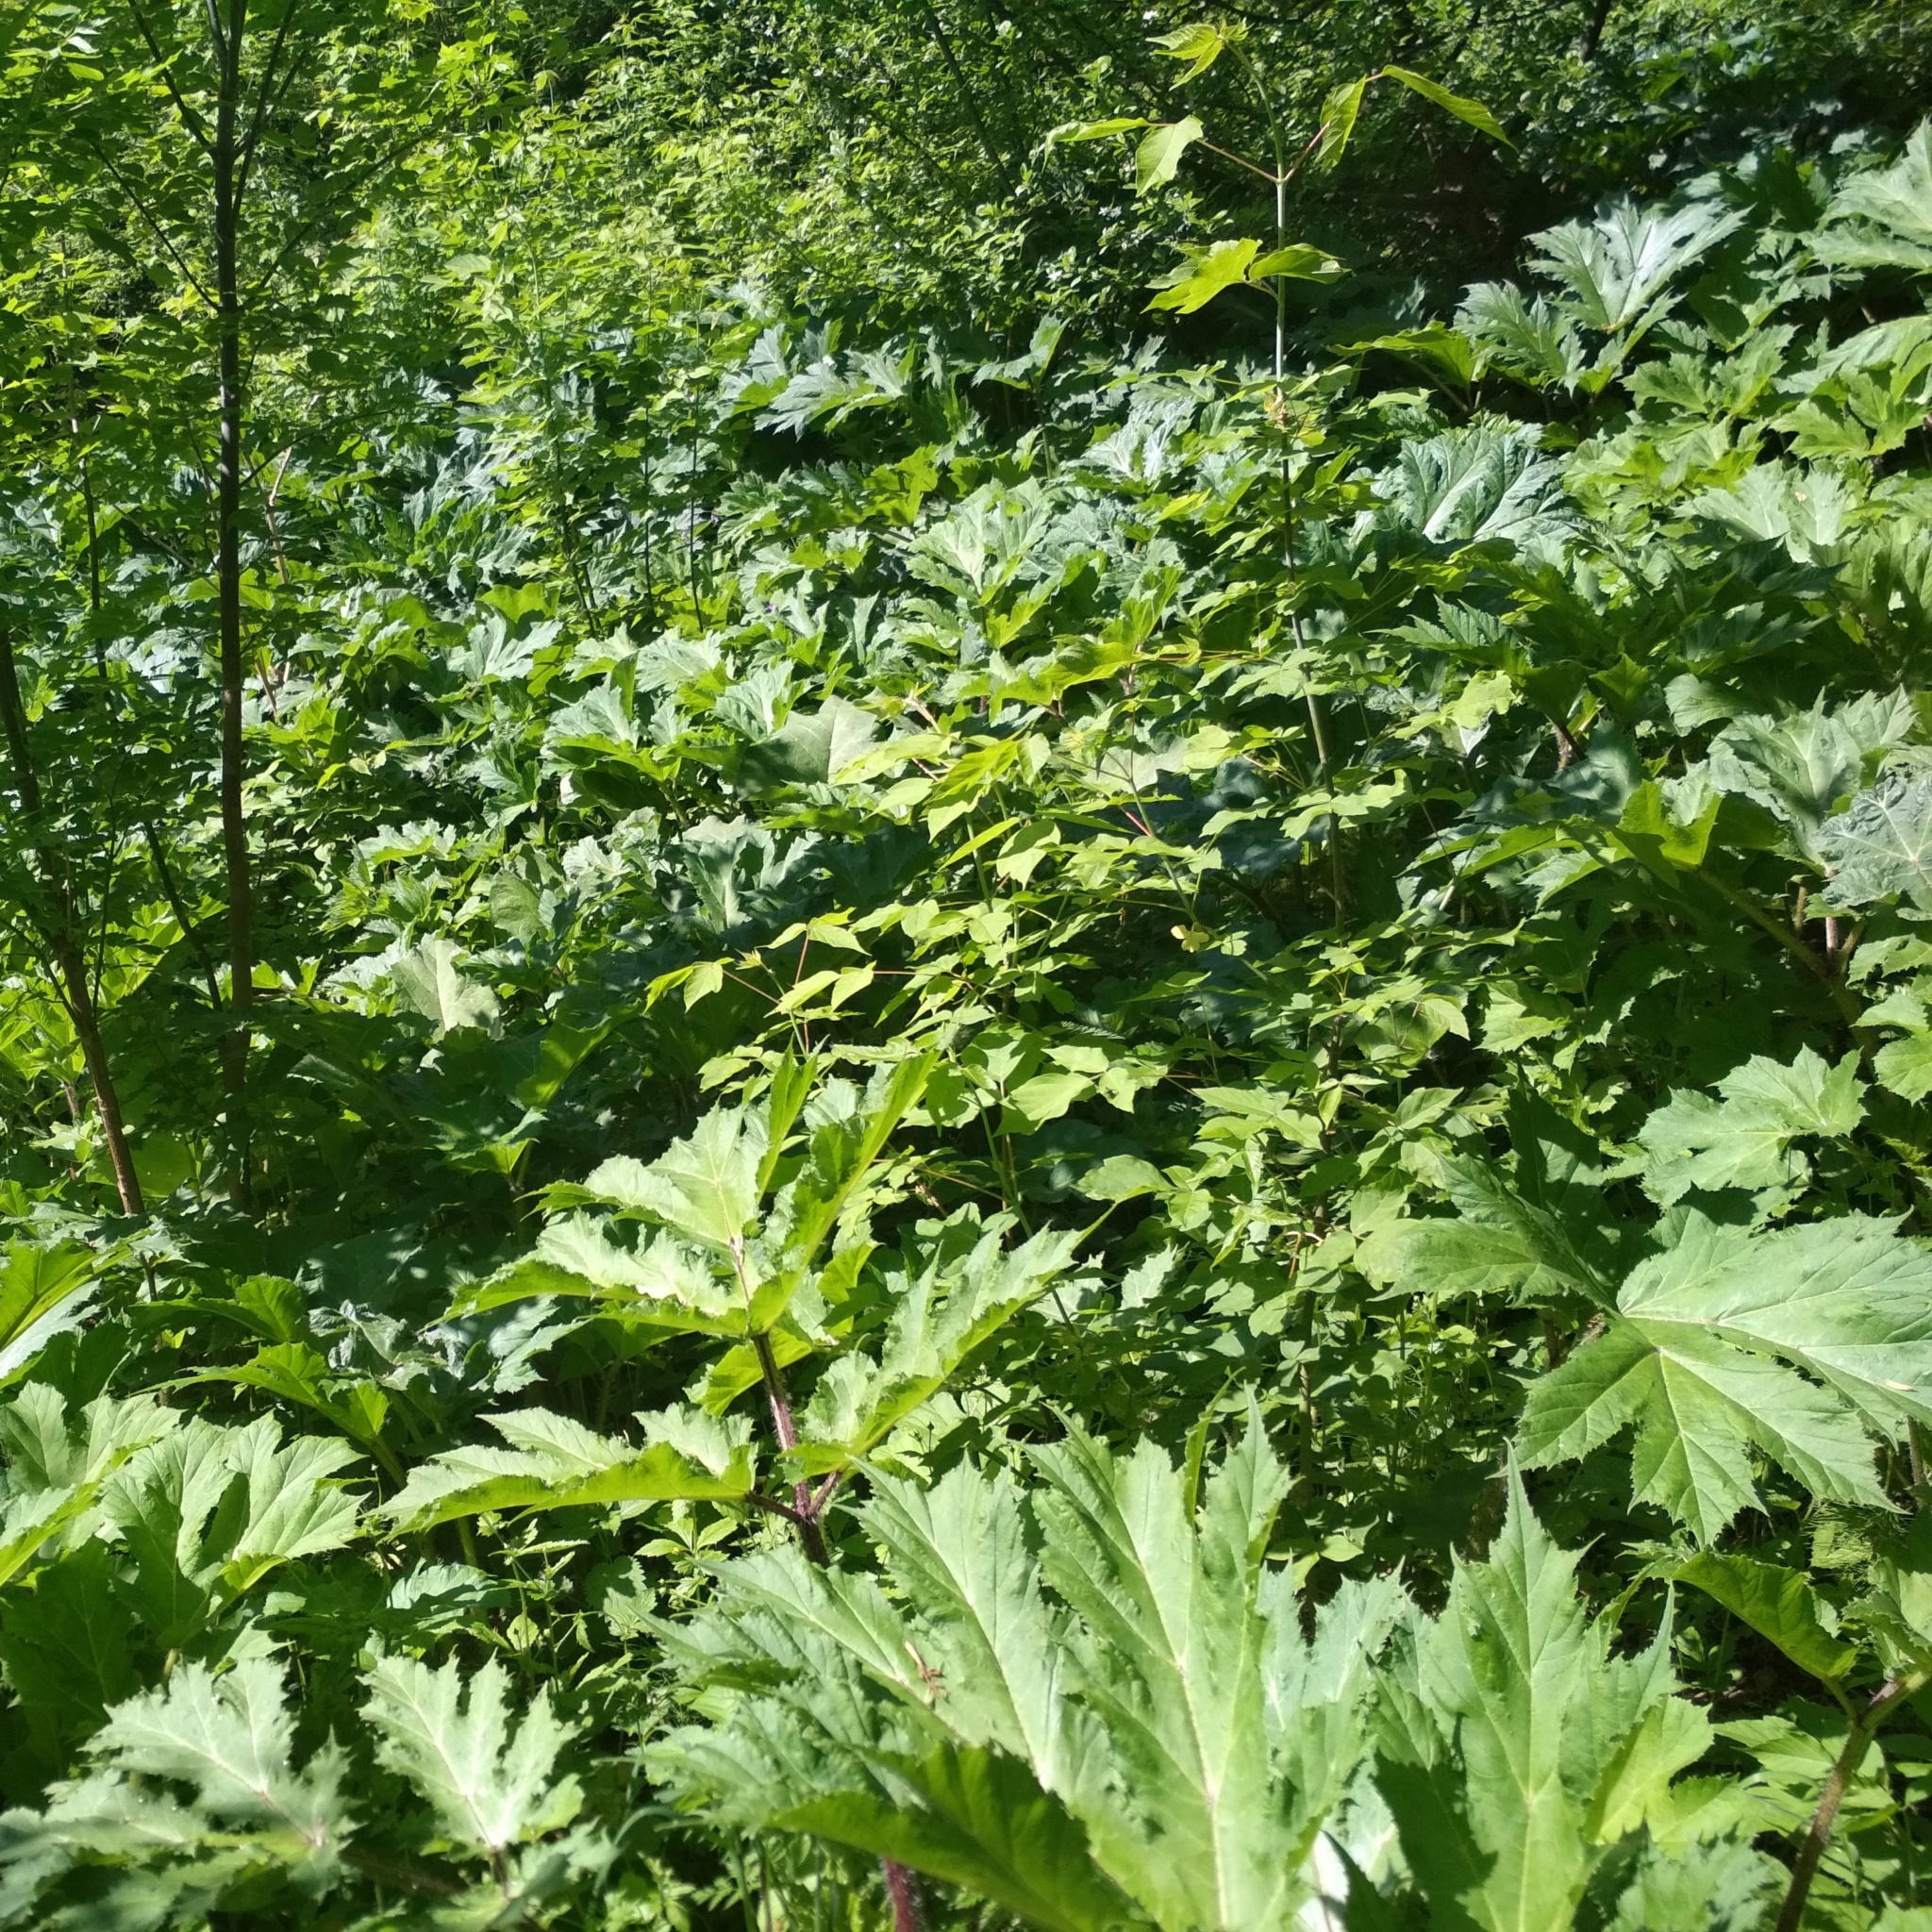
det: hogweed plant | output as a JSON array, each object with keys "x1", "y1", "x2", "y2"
[{"x1": 6, "y1": 2, "x2": 1932, "y2": 1923}]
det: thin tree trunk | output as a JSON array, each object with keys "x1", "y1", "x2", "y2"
[
  {"x1": 0, "y1": 626, "x2": 145, "y2": 1216},
  {"x1": 212, "y1": 0, "x2": 255, "y2": 1207},
  {"x1": 917, "y1": 0, "x2": 1014, "y2": 196}
]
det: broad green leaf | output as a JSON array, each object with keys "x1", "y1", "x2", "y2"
[
  {"x1": 0, "y1": 1388, "x2": 175, "y2": 1588},
  {"x1": 1702, "y1": 698, "x2": 1907, "y2": 855},
  {"x1": 1821, "y1": 122, "x2": 1932, "y2": 270},
  {"x1": 190, "y1": 1342, "x2": 391, "y2": 1457},
  {"x1": 1618, "y1": 1213, "x2": 1932, "y2": 1427},
  {"x1": 654, "y1": 1417, "x2": 1399, "y2": 1931},
  {"x1": 106, "y1": 1419, "x2": 362, "y2": 1630},
  {"x1": 1603, "y1": 1839, "x2": 1781, "y2": 1931},
  {"x1": 1248, "y1": 243, "x2": 1343, "y2": 283},
  {"x1": 1875, "y1": 1030, "x2": 1932, "y2": 1101},
  {"x1": 781, "y1": 1747, "x2": 1135, "y2": 1932},
  {"x1": 361, "y1": 1655, "x2": 580, "y2": 1857},
  {"x1": 0, "y1": 1540, "x2": 139, "y2": 1736},
  {"x1": 1076, "y1": 1155, "x2": 1166, "y2": 1202},
  {"x1": 1146, "y1": 238, "x2": 1261, "y2": 315},
  {"x1": 1818, "y1": 755, "x2": 1932, "y2": 911},
  {"x1": 1359, "y1": 1112, "x2": 1624, "y2": 1307},
  {"x1": 1149, "y1": 23, "x2": 1224, "y2": 82},
  {"x1": 1001, "y1": 1069, "x2": 1091, "y2": 1132},
  {"x1": 1027, "y1": 1417, "x2": 1307, "y2": 1928},
  {"x1": 1383, "y1": 1473, "x2": 1696, "y2": 1932},
  {"x1": 388, "y1": 935, "x2": 501, "y2": 1037},
  {"x1": 1584, "y1": 1697, "x2": 1716, "y2": 1844},
  {"x1": 1457, "y1": 283, "x2": 1591, "y2": 387},
  {"x1": 1678, "y1": 1553, "x2": 1857, "y2": 1683},
  {"x1": 579, "y1": 1105, "x2": 767, "y2": 1252},
  {"x1": 859, "y1": 1463, "x2": 1071, "y2": 1771},
  {"x1": 740, "y1": 696, "x2": 881, "y2": 789},
  {"x1": 1613, "y1": 779, "x2": 1719, "y2": 873},
  {"x1": 461, "y1": 1217, "x2": 741, "y2": 1331},
  {"x1": 1358, "y1": 1214, "x2": 1559, "y2": 1300},
  {"x1": 0, "y1": 1241, "x2": 99, "y2": 1382},
  {"x1": 1637, "y1": 1046, "x2": 1864, "y2": 1210},
  {"x1": 1520, "y1": 1213, "x2": 1930, "y2": 1538},
  {"x1": 794, "y1": 1224, "x2": 1080, "y2": 1473},
  {"x1": 1317, "y1": 76, "x2": 1368, "y2": 167},
  {"x1": 1530, "y1": 200, "x2": 1746, "y2": 337},
  {"x1": 1133, "y1": 116, "x2": 1203, "y2": 194},
  {"x1": 1046, "y1": 116, "x2": 1153, "y2": 144},
  {"x1": 379, "y1": 1406, "x2": 756, "y2": 1530},
  {"x1": 1379, "y1": 66, "x2": 1512, "y2": 146},
  {"x1": 93, "y1": 1657, "x2": 346, "y2": 1852},
  {"x1": 1373, "y1": 423, "x2": 1571, "y2": 548},
  {"x1": 772, "y1": 1054, "x2": 934, "y2": 1281}
]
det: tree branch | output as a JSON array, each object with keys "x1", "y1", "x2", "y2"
[{"x1": 123, "y1": 0, "x2": 216, "y2": 154}]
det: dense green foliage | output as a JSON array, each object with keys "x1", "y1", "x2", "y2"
[{"x1": 8, "y1": 0, "x2": 1932, "y2": 1924}]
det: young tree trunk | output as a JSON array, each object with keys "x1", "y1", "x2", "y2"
[
  {"x1": 0, "y1": 626, "x2": 146, "y2": 1216},
  {"x1": 212, "y1": 0, "x2": 255, "y2": 1207}
]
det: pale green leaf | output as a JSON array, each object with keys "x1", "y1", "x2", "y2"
[
  {"x1": 579, "y1": 1106, "x2": 767, "y2": 1250},
  {"x1": 1386, "y1": 1474, "x2": 1697, "y2": 1932},
  {"x1": 1637, "y1": 1046, "x2": 1864, "y2": 1209},
  {"x1": 1145, "y1": 238, "x2": 1260, "y2": 315},
  {"x1": 0, "y1": 1241, "x2": 99, "y2": 1382},
  {"x1": 1133, "y1": 116, "x2": 1203, "y2": 194},
  {"x1": 379, "y1": 1406, "x2": 755, "y2": 1529},
  {"x1": 1044, "y1": 116, "x2": 1151, "y2": 145},
  {"x1": 1821, "y1": 123, "x2": 1932, "y2": 270},
  {"x1": 361, "y1": 1655, "x2": 580, "y2": 1857},
  {"x1": 782, "y1": 1747, "x2": 1133, "y2": 1932},
  {"x1": 1149, "y1": 23, "x2": 1224, "y2": 82},
  {"x1": 389, "y1": 935, "x2": 501, "y2": 1037},
  {"x1": 93, "y1": 1658, "x2": 345, "y2": 1851},
  {"x1": 1317, "y1": 76, "x2": 1368, "y2": 167},
  {"x1": 1379, "y1": 65, "x2": 1512, "y2": 145},
  {"x1": 1520, "y1": 1212, "x2": 1927, "y2": 1538},
  {"x1": 1249, "y1": 243, "x2": 1343, "y2": 282},
  {"x1": 1874, "y1": 1031, "x2": 1932, "y2": 1102},
  {"x1": 1818, "y1": 755, "x2": 1932, "y2": 911}
]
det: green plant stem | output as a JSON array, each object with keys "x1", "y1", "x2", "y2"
[{"x1": 1699, "y1": 870, "x2": 1864, "y2": 1026}]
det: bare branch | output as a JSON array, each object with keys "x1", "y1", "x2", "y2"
[
  {"x1": 123, "y1": 0, "x2": 216, "y2": 154},
  {"x1": 94, "y1": 145, "x2": 216, "y2": 305}
]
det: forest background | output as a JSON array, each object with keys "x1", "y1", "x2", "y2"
[{"x1": 6, "y1": 0, "x2": 1932, "y2": 1925}]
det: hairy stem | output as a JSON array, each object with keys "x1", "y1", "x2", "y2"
[
  {"x1": 751, "y1": 1329, "x2": 827, "y2": 1565},
  {"x1": 883, "y1": 1854, "x2": 925, "y2": 1932},
  {"x1": 750, "y1": 1321, "x2": 919, "y2": 1926},
  {"x1": 1776, "y1": 1674, "x2": 1923, "y2": 1932}
]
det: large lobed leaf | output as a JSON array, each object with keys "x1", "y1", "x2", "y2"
[
  {"x1": 1520, "y1": 1212, "x2": 1932, "y2": 1539},
  {"x1": 379, "y1": 1405, "x2": 756, "y2": 1530}
]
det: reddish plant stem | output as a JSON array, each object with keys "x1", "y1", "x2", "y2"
[
  {"x1": 883, "y1": 1855, "x2": 925, "y2": 1932},
  {"x1": 749, "y1": 1326, "x2": 918, "y2": 1925},
  {"x1": 1776, "y1": 1674, "x2": 1923, "y2": 1932},
  {"x1": 750, "y1": 1329, "x2": 829, "y2": 1565}
]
